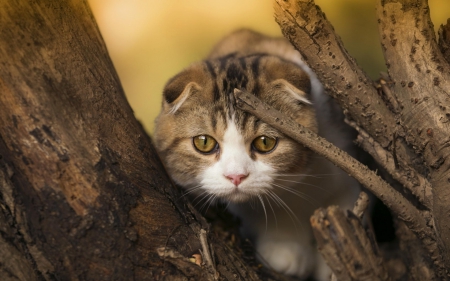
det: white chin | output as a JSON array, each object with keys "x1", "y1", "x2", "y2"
[{"x1": 220, "y1": 190, "x2": 255, "y2": 203}]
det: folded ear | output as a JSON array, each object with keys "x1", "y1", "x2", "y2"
[
  {"x1": 164, "y1": 81, "x2": 202, "y2": 114},
  {"x1": 263, "y1": 57, "x2": 312, "y2": 105},
  {"x1": 162, "y1": 63, "x2": 207, "y2": 113},
  {"x1": 270, "y1": 79, "x2": 311, "y2": 105}
]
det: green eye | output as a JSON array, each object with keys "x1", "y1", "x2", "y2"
[
  {"x1": 193, "y1": 135, "x2": 218, "y2": 153},
  {"x1": 252, "y1": 136, "x2": 277, "y2": 153}
]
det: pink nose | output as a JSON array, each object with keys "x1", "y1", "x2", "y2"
[{"x1": 225, "y1": 174, "x2": 248, "y2": 186}]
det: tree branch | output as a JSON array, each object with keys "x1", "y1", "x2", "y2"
[
  {"x1": 273, "y1": 0, "x2": 450, "y2": 274},
  {"x1": 348, "y1": 119, "x2": 433, "y2": 209},
  {"x1": 273, "y1": 0, "x2": 397, "y2": 148},
  {"x1": 438, "y1": 19, "x2": 450, "y2": 64},
  {"x1": 311, "y1": 203, "x2": 390, "y2": 281},
  {"x1": 395, "y1": 219, "x2": 438, "y2": 280},
  {"x1": 233, "y1": 88, "x2": 441, "y2": 269},
  {"x1": 377, "y1": 0, "x2": 450, "y2": 271},
  {"x1": 352, "y1": 191, "x2": 370, "y2": 220}
]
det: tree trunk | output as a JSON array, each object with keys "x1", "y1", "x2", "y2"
[{"x1": 0, "y1": 1, "x2": 264, "y2": 280}]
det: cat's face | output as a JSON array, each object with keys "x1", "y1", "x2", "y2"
[{"x1": 154, "y1": 54, "x2": 317, "y2": 203}]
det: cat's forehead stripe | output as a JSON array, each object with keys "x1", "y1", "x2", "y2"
[
  {"x1": 205, "y1": 54, "x2": 265, "y2": 98},
  {"x1": 193, "y1": 53, "x2": 312, "y2": 142},
  {"x1": 204, "y1": 60, "x2": 221, "y2": 102},
  {"x1": 211, "y1": 113, "x2": 218, "y2": 132},
  {"x1": 219, "y1": 52, "x2": 236, "y2": 69},
  {"x1": 250, "y1": 56, "x2": 262, "y2": 98},
  {"x1": 205, "y1": 60, "x2": 216, "y2": 78},
  {"x1": 214, "y1": 54, "x2": 264, "y2": 135},
  {"x1": 238, "y1": 56, "x2": 246, "y2": 69},
  {"x1": 250, "y1": 55, "x2": 261, "y2": 78},
  {"x1": 225, "y1": 62, "x2": 248, "y2": 91}
]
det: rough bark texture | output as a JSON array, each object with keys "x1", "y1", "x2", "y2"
[
  {"x1": 234, "y1": 89, "x2": 428, "y2": 239},
  {"x1": 0, "y1": 1, "x2": 265, "y2": 280},
  {"x1": 273, "y1": 0, "x2": 450, "y2": 279},
  {"x1": 311, "y1": 206, "x2": 389, "y2": 281}
]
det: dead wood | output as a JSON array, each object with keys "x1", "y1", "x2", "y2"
[
  {"x1": 234, "y1": 88, "x2": 431, "y2": 245},
  {"x1": 273, "y1": 0, "x2": 450, "y2": 279},
  {"x1": 439, "y1": 19, "x2": 450, "y2": 63},
  {"x1": 395, "y1": 219, "x2": 438, "y2": 280},
  {"x1": 0, "y1": 1, "x2": 266, "y2": 280},
  {"x1": 311, "y1": 199, "x2": 389, "y2": 281}
]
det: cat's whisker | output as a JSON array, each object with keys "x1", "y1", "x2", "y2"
[
  {"x1": 249, "y1": 196, "x2": 257, "y2": 210},
  {"x1": 179, "y1": 185, "x2": 203, "y2": 199},
  {"x1": 271, "y1": 182, "x2": 321, "y2": 208},
  {"x1": 223, "y1": 200, "x2": 234, "y2": 213},
  {"x1": 191, "y1": 189, "x2": 208, "y2": 202},
  {"x1": 204, "y1": 194, "x2": 217, "y2": 214},
  {"x1": 273, "y1": 178, "x2": 331, "y2": 193},
  {"x1": 264, "y1": 193, "x2": 278, "y2": 231},
  {"x1": 199, "y1": 193, "x2": 216, "y2": 212},
  {"x1": 265, "y1": 190, "x2": 304, "y2": 235},
  {"x1": 205, "y1": 194, "x2": 217, "y2": 210},
  {"x1": 257, "y1": 194, "x2": 268, "y2": 233},
  {"x1": 264, "y1": 190, "x2": 282, "y2": 209},
  {"x1": 191, "y1": 191, "x2": 211, "y2": 209},
  {"x1": 265, "y1": 190, "x2": 302, "y2": 229},
  {"x1": 274, "y1": 172, "x2": 340, "y2": 178}
]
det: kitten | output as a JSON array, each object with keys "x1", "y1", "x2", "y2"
[{"x1": 153, "y1": 29, "x2": 359, "y2": 280}]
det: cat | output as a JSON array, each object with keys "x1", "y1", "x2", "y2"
[{"x1": 153, "y1": 29, "x2": 360, "y2": 280}]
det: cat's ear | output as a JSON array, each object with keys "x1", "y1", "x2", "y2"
[
  {"x1": 263, "y1": 57, "x2": 312, "y2": 105},
  {"x1": 164, "y1": 81, "x2": 202, "y2": 114},
  {"x1": 162, "y1": 63, "x2": 207, "y2": 113},
  {"x1": 270, "y1": 79, "x2": 311, "y2": 105}
]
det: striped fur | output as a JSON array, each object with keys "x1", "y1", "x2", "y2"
[{"x1": 154, "y1": 31, "x2": 316, "y2": 189}]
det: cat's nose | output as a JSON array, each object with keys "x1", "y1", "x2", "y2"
[{"x1": 225, "y1": 174, "x2": 248, "y2": 186}]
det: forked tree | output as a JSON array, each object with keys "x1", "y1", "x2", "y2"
[{"x1": 0, "y1": 0, "x2": 449, "y2": 280}]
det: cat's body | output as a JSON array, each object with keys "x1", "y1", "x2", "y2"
[{"x1": 154, "y1": 29, "x2": 359, "y2": 280}]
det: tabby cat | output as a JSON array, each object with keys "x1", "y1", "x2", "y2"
[{"x1": 153, "y1": 29, "x2": 359, "y2": 280}]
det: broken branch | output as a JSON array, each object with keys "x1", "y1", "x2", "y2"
[
  {"x1": 199, "y1": 229, "x2": 219, "y2": 280},
  {"x1": 348, "y1": 119, "x2": 433, "y2": 210},
  {"x1": 352, "y1": 191, "x2": 370, "y2": 220},
  {"x1": 233, "y1": 88, "x2": 435, "y2": 255},
  {"x1": 311, "y1": 205, "x2": 391, "y2": 281}
]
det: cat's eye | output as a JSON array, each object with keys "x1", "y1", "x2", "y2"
[
  {"x1": 252, "y1": 136, "x2": 277, "y2": 153},
  {"x1": 193, "y1": 135, "x2": 218, "y2": 154}
]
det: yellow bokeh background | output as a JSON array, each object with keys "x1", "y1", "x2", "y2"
[{"x1": 88, "y1": 0, "x2": 450, "y2": 134}]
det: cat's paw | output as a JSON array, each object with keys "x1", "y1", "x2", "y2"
[{"x1": 257, "y1": 238, "x2": 315, "y2": 278}]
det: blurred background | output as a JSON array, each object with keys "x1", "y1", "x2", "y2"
[{"x1": 88, "y1": 0, "x2": 450, "y2": 134}]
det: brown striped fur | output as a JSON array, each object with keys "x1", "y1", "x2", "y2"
[{"x1": 154, "y1": 30, "x2": 316, "y2": 188}]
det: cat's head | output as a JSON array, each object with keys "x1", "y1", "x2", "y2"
[{"x1": 154, "y1": 54, "x2": 317, "y2": 203}]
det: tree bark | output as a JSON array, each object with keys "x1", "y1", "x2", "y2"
[
  {"x1": 0, "y1": 1, "x2": 264, "y2": 280},
  {"x1": 274, "y1": 0, "x2": 450, "y2": 279}
]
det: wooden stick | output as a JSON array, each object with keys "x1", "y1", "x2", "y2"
[
  {"x1": 352, "y1": 192, "x2": 370, "y2": 220},
  {"x1": 348, "y1": 119, "x2": 433, "y2": 210},
  {"x1": 311, "y1": 205, "x2": 391, "y2": 281},
  {"x1": 199, "y1": 229, "x2": 219, "y2": 280}
]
